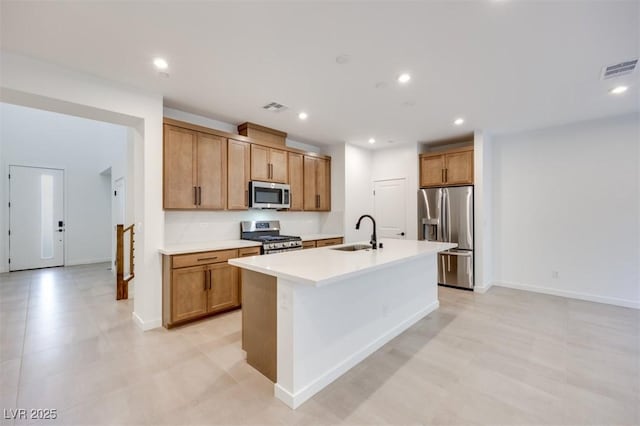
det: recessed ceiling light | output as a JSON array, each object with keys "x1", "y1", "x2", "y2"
[
  {"x1": 454, "y1": 118, "x2": 465, "y2": 126},
  {"x1": 368, "y1": 138, "x2": 376, "y2": 144},
  {"x1": 153, "y1": 57, "x2": 168, "y2": 70},
  {"x1": 298, "y1": 112, "x2": 308, "y2": 120},
  {"x1": 336, "y1": 54, "x2": 351, "y2": 65},
  {"x1": 397, "y1": 73, "x2": 411, "y2": 84},
  {"x1": 610, "y1": 85, "x2": 628, "y2": 95}
]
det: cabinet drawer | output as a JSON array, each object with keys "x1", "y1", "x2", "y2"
[
  {"x1": 302, "y1": 241, "x2": 316, "y2": 249},
  {"x1": 316, "y1": 237, "x2": 343, "y2": 247},
  {"x1": 172, "y1": 249, "x2": 238, "y2": 269},
  {"x1": 238, "y1": 247, "x2": 261, "y2": 257}
]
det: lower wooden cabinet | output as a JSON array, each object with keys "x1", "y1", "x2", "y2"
[
  {"x1": 207, "y1": 263, "x2": 239, "y2": 313},
  {"x1": 302, "y1": 241, "x2": 317, "y2": 249},
  {"x1": 316, "y1": 237, "x2": 343, "y2": 247},
  {"x1": 302, "y1": 237, "x2": 343, "y2": 249},
  {"x1": 171, "y1": 265, "x2": 208, "y2": 323},
  {"x1": 163, "y1": 249, "x2": 242, "y2": 328}
]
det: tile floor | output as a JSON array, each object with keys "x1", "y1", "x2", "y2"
[{"x1": 1, "y1": 263, "x2": 638, "y2": 425}]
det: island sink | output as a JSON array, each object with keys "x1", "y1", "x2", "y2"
[{"x1": 330, "y1": 244, "x2": 373, "y2": 252}]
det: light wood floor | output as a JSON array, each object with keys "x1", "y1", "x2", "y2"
[{"x1": 1, "y1": 264, "x2": 638, "y2": 425}]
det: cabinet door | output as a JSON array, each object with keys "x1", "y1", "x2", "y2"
[
  {"x1": 316, "y1": 237, "x2": 343, "y2": 247},
  {"x1": 420, "y1": 155, "x2": 445, "y2": 188},
  {"x1": 171, "y1": 265, "x2": 208, "y2": 323},
  {"x1": 251, "y1": 144, "x2": 270, "y2": 181},
  {"x1": 208, "y1": 263, "x2": 239, "y2": 313},
  {"x1": 288, "y1": 152, "x2": 304, "y2": 211},
  {"x1": 302, "y1": 240, "x2": 316, "y2": 249},
  {"x1": 269, "y1": 148, "x2": 288, "y2": 183},
  {"x1": 164, "y1": 125, "x2": 197, "y2": 209},
  {"x1": 303, "y1": 156, "x2": 318, "y2": 210},
  {"x1": 228, "y1": 139, "x2": 250, "y2": 210},
  {"x1": 445, "y1": 150, "x2": 474, "y2": 185},
  {"x1": 197, "y1": 133, "x2": 227, "y2": 209},
  {"x1": 316, "y1": 158, "x2": 331, "y2": 211}
]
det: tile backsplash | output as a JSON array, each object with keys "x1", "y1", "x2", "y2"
[{"x1": 164, "y1": 210, "x2": 336, "y2": 244}]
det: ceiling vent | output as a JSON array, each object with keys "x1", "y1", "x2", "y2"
[
  {"x1": 262, "y1": 102, "x2": 288, "y2": 112},
  {"x1": 601, "y1": 59, "x2": 638, "y2": 80}
]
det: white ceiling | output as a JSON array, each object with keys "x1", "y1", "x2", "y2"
[{"x1": 1, "y1": 1, "x2": 638, "y2": 148}]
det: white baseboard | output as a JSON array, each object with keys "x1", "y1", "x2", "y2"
[
  {"x1": 276, "y1": 300, "x2": 440, "y2": 409},
  {"x1": 494, "y1": 281, "x2": 640, "y2": 309},
  {"x1": 132, "y1": 312, "x2": 162, "y2": 331},
  {"x1": 66, "y1": 257, "x2": 111, "y2": 266},
  {"x1": 474, "y1": 281, "x2": 494, "y2": 294}
]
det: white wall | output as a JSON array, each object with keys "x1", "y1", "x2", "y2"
[
  {"x1": 492, "y1": 113, "x2": 640, "y2": 308},
  {"x1": 1, "y1": 51, "x2": 165, "y2": 330},
  {"x1": 474, "y1": 131, "x2": 493, "y2": 292},
  {"x1": 343, "y1": 144, "x2": 374, "y2": 243},
  {"x1": 371, "y1": 143, "x2": 420, "y2": 240},
  {"x1": 161, "y1": 108, "x2": 326, "y2": 244},
  {"x1": 0, "y1": 103, "x2": 128, "y2": 269}
]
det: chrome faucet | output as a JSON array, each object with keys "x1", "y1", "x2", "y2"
[{"x1": 355, "y1": 215, "x2": 378, "y2": 250}]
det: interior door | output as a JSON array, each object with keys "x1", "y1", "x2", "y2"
[
  {"x1": 374, "y1": 178, "x2": 406, "y2": 239},
  {"x1": 9, "y1": 165, "x2": 65, "y2": 271}
]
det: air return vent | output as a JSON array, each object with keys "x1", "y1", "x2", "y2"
[
  {"x1": 601, "y1": 59, "x2": 638, "y2": 80},
  {"x1": 262, "y1": 102, "x2": 288, "y2": 112}
]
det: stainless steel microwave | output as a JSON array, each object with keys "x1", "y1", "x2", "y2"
[{"x1": 249, "y1": 181, "x2": 291, "y2": 209}]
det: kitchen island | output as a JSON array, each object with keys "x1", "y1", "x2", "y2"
[{"x1": 229, "y1": 238, "x2": 456, "y2": 408}]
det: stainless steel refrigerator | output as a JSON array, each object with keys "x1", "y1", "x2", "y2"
[{"x1": 418, "y1": 186, "x2": 474, "y2": 289}]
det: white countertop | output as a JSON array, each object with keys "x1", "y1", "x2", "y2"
[
  {"x1": 159, "y1": 240, "x2": 261, "y2": 255},
  {"x1": 300, "y1": 234, "x2": 344, "y2": 241},
  {"x1": 228, "y1": 239, "x2": 457, "y2": 286}
]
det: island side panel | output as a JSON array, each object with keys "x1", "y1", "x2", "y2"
[
  {"x1": 275, "y1": 254, "x2": 438, "y2": 409},
  {"x1": 241, "y1": 269, "x2": 277, "y2": 382}
]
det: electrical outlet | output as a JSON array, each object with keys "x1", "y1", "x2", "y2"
[{"x1": 552, "y1": 271, "x2": 559, "y2": 279}]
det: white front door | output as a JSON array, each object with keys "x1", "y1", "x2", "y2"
[
  {"x1": 9, "y1": 166, "x2": 65, "y2": 271},
  {"x1": 374, "y1": 178, "x2": 407, "y2": 240}
]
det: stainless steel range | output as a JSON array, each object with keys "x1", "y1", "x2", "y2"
[{"x1": 240, "y1": 220, "x2": 302, "y2": 254}]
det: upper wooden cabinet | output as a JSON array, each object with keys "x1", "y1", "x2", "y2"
[
  {"x1": 288, "y1": 152, "x2": 304, "y2": 211},
  {"x1": 303, "y1": 156, "x2": 331, "y2": 211},
  {"x1": 164, "y1": 124, "x2": 227, "y2": 209},
  {"x1": 228, "y1": 139, "x2": 251, "y2": 210},
  {"x1": 163, "y1": 118, "x2": 332, "y2": 212},
  {"x1": 420, "y1": 147, "x2": 473, "y2": 188},
  {"x1": 251, "y1": 145, "x2": 288, "y2": 183}
]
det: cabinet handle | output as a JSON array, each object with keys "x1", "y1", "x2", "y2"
[
  {"x1": 316, "y1": 194, "x2": 320, "y2": 208},
  {"x1": 245, "y1": 189, "x2": 249, "y2": 207},
  {"x1": 209, "y1": 270, "x2": 213, "y2": 290},
  {"x1": 197, "y1": 256, "x2": 218, "y2": 262},
  {"x1": 194, "y1": 186, "x2": 198, "y2": 205},
  {"x1": 198, "y1": 186, "x2": 202, "y2": 205},
  {"x1": 270, "y1": 163, "x2": 273, "y2": 179},
  {"x1": 441, "y1": 169, "x2": 445, "y2": 183},
  {"x1": 204, "y1": 269, "x2": 209, "y2": 291},
  {"x1": 444, "y1": 169, "x2": 448, "y2": 182}
]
